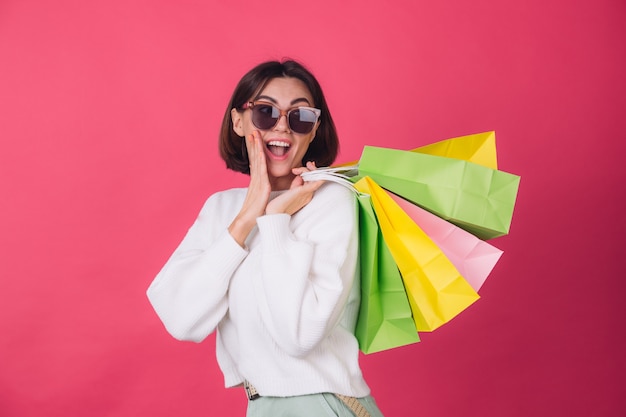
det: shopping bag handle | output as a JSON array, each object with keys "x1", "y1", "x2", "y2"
[{"x1": 301, "y1": 165, "x2": 361, "y2": 194}]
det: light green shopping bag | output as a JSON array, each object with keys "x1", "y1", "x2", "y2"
[
  {"x1": 357, "y1": 146, "x2": 521, "y2": 240},
  {"x1": 355, "y1": 192, "x2": 420, "y2": 354}
]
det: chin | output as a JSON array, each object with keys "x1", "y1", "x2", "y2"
[{"x1": 268, "y1": 160, "x2": 296, "y2": 174}]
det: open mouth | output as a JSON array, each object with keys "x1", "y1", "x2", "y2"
[{"x1": 267, "y1": 140, "x2": 291, "y2": 157}]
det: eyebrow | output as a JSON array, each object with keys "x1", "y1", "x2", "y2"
[{"x1": 254, "y1": 95, "x2": 312, "y2": 106}]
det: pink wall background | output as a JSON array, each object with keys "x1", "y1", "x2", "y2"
[{"x1": 1, "y1": 1, "x2": 624, "y2": 416}]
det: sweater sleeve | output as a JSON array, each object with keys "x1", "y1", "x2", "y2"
[
  {"x1": 146, "y1": 193, "x2": 248, "y2": 342},
  {"x1": 251, "y1": 183, "x2": 359, "y2": 357}
]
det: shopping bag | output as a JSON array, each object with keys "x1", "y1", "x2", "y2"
[
  {"x1": 357, "y1": 146, "x2": 520, "y2": 240},
  {"x1": 388, "y1": 192, "x2": 503, "y2": 292},
  {"x1": 336, "y1": 131, "x2": 498, "y2": 169},
  {"x1": 354, "y1": 177, "x2": 480, "y2": 332},
  {"x1": 354, "y1": 193, "x2": 420, "y2": 354},
  {"x1": 411, "y1": 131, "x2": 498, "y2": 170}
]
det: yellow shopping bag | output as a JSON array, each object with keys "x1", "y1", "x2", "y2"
[
  {"x1": 411, "y1": 131, "x2": 498, "y2": 170},
  {"x1": 354, "y1": 176, "x2": 480, "y2": 332},
  {"x1": 335, "y1": 131, "x2": 498, "y2": 170}
]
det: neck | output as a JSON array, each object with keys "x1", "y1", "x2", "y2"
[{"x1": 269, "y1": 174, "x2": 295, "y2": 191}]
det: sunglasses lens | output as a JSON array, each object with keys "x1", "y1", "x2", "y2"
[
  {"x1": 251, "y1": 104, "x2": 279, "y2": 130},
  {"x1": 289, "y1": 108, "x2": 317, "y2": 134},
  {"x1": 249, "y1": 103, "x2": 319, "y2": 133}
]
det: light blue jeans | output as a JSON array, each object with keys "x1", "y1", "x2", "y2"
[{"x1": 246, "y1": 393, "x2": 384, "y2": 417}]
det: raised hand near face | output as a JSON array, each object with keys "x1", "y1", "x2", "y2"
[
  {"x1": 228, "y1": 135, "x2": 324, "y2": 247},
  {"x1": 266, "y1": 161, "x2": 324, "y2": 216},
  {"x1": 228, "y1": 130, "x2": 271, "y2": 247}
]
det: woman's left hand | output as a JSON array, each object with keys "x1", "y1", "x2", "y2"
[{"x1": 266, "y1": 161, "x2": 324, "y2": 216}]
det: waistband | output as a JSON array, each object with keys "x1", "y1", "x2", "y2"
[{"x1": 243, "y1": 381, "x2": 371, "y2": 417}]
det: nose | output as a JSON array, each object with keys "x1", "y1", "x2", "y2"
[{"x1": 273, "y1": 114, "x2": 290, "y2": 132}]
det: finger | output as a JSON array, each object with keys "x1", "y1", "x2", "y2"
[
  {"x1": 289, "y1": 174, "x2": 304, "y2": 189},
  {"x1": 291, "y1": 166, "x2": 308, "y2": 176},
  {"x1": 248, "y1": 131, "x2": 267, "y2": 174},
  {"x1": 246, "y1": 131, "x2": 261, "y2": 158},
  {"x1": 302, "y1": 179, "x2": 324, "y2": 192}
]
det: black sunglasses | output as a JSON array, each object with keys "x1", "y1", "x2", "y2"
[{"x1": 242, "y1": 101, "x2": 321, "y2": 134}]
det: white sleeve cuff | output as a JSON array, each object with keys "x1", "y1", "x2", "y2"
[{"x1": 256, "y1": 213, "x2": 294, "y2": 254}]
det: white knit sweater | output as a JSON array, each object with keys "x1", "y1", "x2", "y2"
[{"x1": 147, "y1": 182, "x2": 370, "y2": 398}]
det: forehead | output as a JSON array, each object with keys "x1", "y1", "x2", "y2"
[{"x1": 257, "y1": 77, "x2": 314, "y2": 105}]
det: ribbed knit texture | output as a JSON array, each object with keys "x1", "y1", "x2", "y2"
[{"x1": 147, "y1": 183, "x2": 370, "y2": 398}]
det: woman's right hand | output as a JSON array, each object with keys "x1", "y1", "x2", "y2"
[{"x1": 228, "y1": 130, "x2": 271, "y2": 247}]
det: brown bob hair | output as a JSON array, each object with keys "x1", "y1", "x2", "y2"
[{"x1": 219, "y1": 60, "x2": 339, "y2": 175}]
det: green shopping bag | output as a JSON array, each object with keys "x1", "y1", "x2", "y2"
[
  {"x1": 357, "y1": 146, "x2": 521, "y2": 239},
  {"x1": 355, "y1": 193, "x2": 420, "y2": 354}
]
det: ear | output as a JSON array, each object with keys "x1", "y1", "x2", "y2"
[{"x1": 231, "y1": 108, "x2": 244, "y2": 137}]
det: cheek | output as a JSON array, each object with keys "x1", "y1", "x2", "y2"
[{"x1": 295, "y1": 136, "x2": 314, "y2": 159}]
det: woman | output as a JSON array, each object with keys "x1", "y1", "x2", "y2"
[{"x1": 147, "y1": 60, "x2": 384, "y2": 416}]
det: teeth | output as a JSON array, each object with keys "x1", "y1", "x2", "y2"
[{"x1": 267, "y1": 141, "x2": 290, "y2": 148}]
